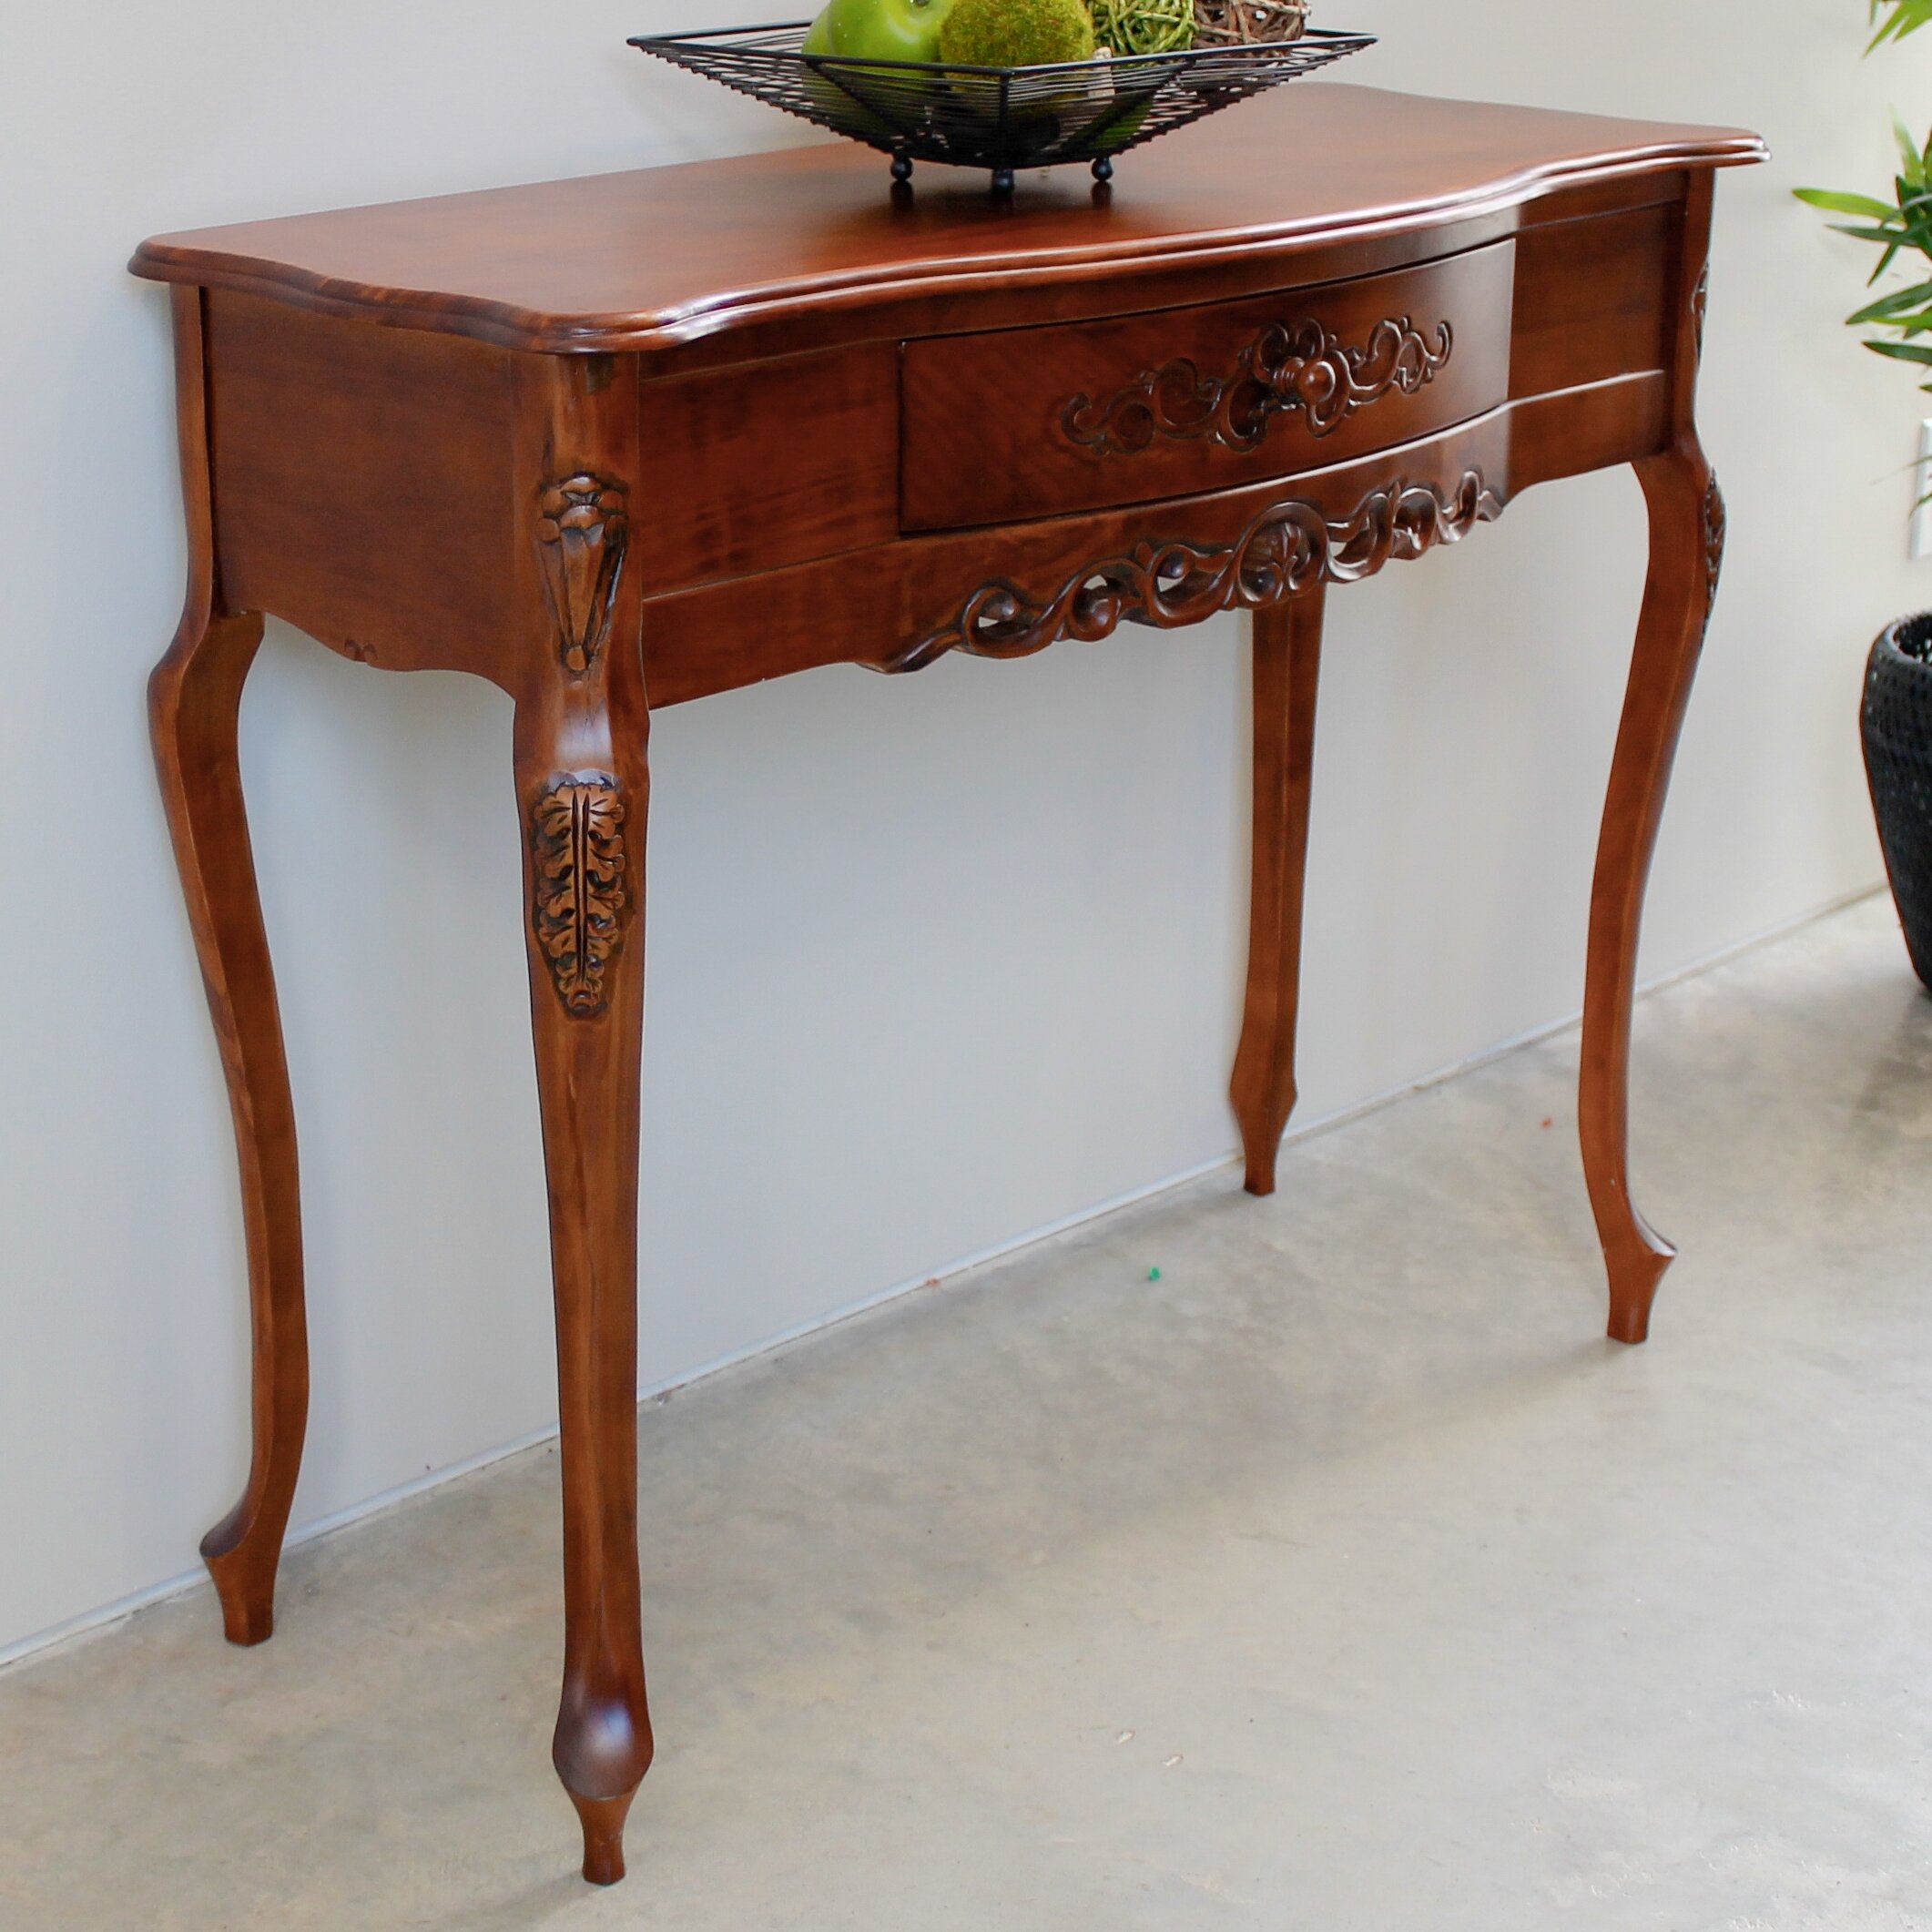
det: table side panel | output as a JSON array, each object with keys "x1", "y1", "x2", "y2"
[
  {"x1": 1508, "y1": 371, "x2": 1669, "y2": 490},
  {"x1": 637, "y1": 343, "x2": 900, "y2": 596},
  {"x1": 1510, "y1": 201, "x2": 1676, "y2": 400},
  {"x1": 207, "y1": 292, "x2": 524, "y2": 687},
  {"x1": 900, "y1": 241, "x2": 1516, "y2": 532}
]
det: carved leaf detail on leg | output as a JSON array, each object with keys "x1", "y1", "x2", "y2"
[
  {"x1": 530, "y1": 774, "x2": 630, "y2": 1017},
  {"x1": 536, "y1": 474, "x2": 631, "y2": 676}
]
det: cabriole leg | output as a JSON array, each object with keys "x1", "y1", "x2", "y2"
[
  {"x1": 515, "y1": 658, "x2": 654, "y2": 1885},
  {"x1": 151, "y1": 283, "x2": 309, "y2": 1647},
  {"x1": 512, "y1": 355, "x2": 654, "y2": 1885},
  {"x1": 1580, "y1": 441, "x2": 1724, "y2": 1343},
  {"x1": 151, "y1": 608, "x2": 310, "y2": 1644},
  {"x1": 1231, "y1": 585, "x2": 1326, "y2": 1195}
]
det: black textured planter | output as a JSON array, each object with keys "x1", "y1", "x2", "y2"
[{"x1": 1863, "y1": 611, "x2": 1932, "y2": 990}]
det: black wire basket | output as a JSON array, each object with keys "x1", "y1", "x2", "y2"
[{"x1": 628, "y1": 21, "x2": 1375, "y2": 191}]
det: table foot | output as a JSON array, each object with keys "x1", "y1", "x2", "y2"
[
  {"x1": 1604, "y1": 1239, "x2": 1673, "y2": 1346},
  {"x1": 1231, "y1": 587, "x2": 1325, "y2": 1197},
  {"x1": 568, "y1": 1780, "x2": 642, "y2": 1886},
  {"x1": 200, "y1": 1514, "x2": 285, "y2": 1646}
]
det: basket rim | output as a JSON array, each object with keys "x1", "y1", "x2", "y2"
[
  {"x1": 626, "y1": 21, "x2": 1375, "y2": 77},
  {"x1": 1876, "y1": 611, "x2": 1932, "y2": 663},
  {"x1": 627, "y1": 17, "x2": 1378, "y2": 181}
]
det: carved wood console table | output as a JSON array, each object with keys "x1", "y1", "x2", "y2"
[{"x1": 133, "y1": 85, "x2": 1765, "y2": 1884}]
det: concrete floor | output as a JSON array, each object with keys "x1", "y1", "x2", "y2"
[{"x1": 6, "y1": 896, "x2": 1932, "y2": 1928}]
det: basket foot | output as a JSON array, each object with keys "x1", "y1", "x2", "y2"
[
  {"x1": 890, "y1": 153, "x2": 912, "y2": 183},
  {"x1": 991, "y1": 167, "x2": 1015, "y2": 194},
  {"x1": 1092, "y1": 155, "x2": 1113, "y2": 182}
]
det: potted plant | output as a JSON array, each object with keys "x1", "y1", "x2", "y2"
[{"x1": 1798, "y1": 1, "x2": 1932, "y2": 987}]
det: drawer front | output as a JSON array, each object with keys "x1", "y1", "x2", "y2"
[{"x1": 900, "y1": 241, "x2": 1515, "y2": 532}]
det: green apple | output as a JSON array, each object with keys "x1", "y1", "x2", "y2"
[
  {"x1": 801, "y1": 3, "x2": 906, "y2": 137},
  {"x1": 819, "y1": 0, "x2": 956, "y2": 63}
]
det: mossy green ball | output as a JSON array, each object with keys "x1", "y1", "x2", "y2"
[{"x1": 939, "y1": 0, "x2": 1096, "y2": 66}]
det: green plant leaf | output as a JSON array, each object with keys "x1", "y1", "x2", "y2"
[
  {"x1": 1870, "y1": 0, "x2": 1932, "y2": 52},
  {"x1": 1795, "y1": 75, "x2": 1932, "y2": 406},
  {"x1": 1823, "y1": 224, "x2": 1905, "y2": 247},
  {"x1": 1851, "y1": 300, "x2": 1932, "y2": 325},
  {"x1": 1868, "y1": 311, "x2": 1932, "y2": 336},
  {"x1": 1795, "y1": 187, "x2": 1901, "y2": 218},
  {"x1": 1896, "y1": 114, "x2": 1927, "y2": 185},
  {"x1": 1848, "y1": 281, "x2": 1932, "y2": 320}
]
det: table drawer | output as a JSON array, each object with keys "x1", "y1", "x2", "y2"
[{"x1": 900, "y1": 241, "x2": 1515, "y2": 532}]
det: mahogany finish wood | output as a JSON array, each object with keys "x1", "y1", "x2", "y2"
[
  {"x1": 640, "y1": 342, "x2": 902, "y2": 592},
  {"x1": 900, "y1": 242, "x2": 1513, "y2": 529},
  {"x1": 135, "y1": 85, "x2": 1764, "y2": 1884},
  {"x1": 1581, "y1": 170, "x2": 1725, "y2": 1347},
  {"x1": 206, "y1": 294, "x2": 520, "y2": 685},
  {"x1": 132, "y1": 87, "x2": 1759, "y2": 361},
  {"x1": 1509, "y1": 203, "x2": 1674, "y2": 399},
  {"x1": 509, "y1": 354, "x2": 656, "y2": 1879},
  {"x1": 1232, "y1": 587, "x2": 1324, "y2": 1195},
  {"x1": 149, "y1": 287, "x2": 309, "y2": 1648}
]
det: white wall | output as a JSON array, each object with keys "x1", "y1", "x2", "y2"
[{"x1": 1, "y1": 2, "x2": 1923, "y2": 1660}]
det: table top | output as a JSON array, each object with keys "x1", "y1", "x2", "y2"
[{"x1": 131, "y1": 84, "x2": 1763, "y2": 357}]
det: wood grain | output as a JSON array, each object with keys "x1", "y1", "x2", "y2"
[
  {"x1": 901, "y1": 242, "x2": 1514, "y2": 531},
  {"x1": 1231, "y1": 588, "x2": 1324, "y2": 1194},
  {"x1": 1578, "y1": 171, "x2": 1722, "y2": 1344},
  {"x1": 508, "y1": 356, "x2": 656, "y2": 1883},
  {"x1": 638, "y1": 343, "x2": 900, "y2": 593},
  {"x1": 1510, "y1": 202, "x2": 1673, "y2": 401},
  {"x1": 148, "y1": 287, "x2": 309, "y2": 1647},
  {"x1": 208, "y1": 291, "x2": 520, "y2": 686},
  {"x1": 640, "y1": 411, "x2": 1520, "y2": 705},
  {"x1": 131, "y1": 86, "x2": 1763, "y2": 361}
]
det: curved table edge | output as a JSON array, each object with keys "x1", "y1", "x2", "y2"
[{"x1": 129, "y1": 133, "x2": 1768, "y2": 358}]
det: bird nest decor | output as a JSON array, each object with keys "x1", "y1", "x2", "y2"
[
  {"x1": 1192, "y1": 0, "x2": 1308, "y2": 46},
  {"x1": 1093, "y1": 0, "x2": 1195, "y2": 56},
  {"x1": 630, "y1": 18, "x2": 1372, "y2": 192}
]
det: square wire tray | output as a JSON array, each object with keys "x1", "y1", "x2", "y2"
[{"x1": 629, "y1": 21, "x2": 1376, "y2": 189}]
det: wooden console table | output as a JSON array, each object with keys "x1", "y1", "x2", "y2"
[{"x1": 133, "y1": 85, "x2": 1765, "y2": 1884}]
